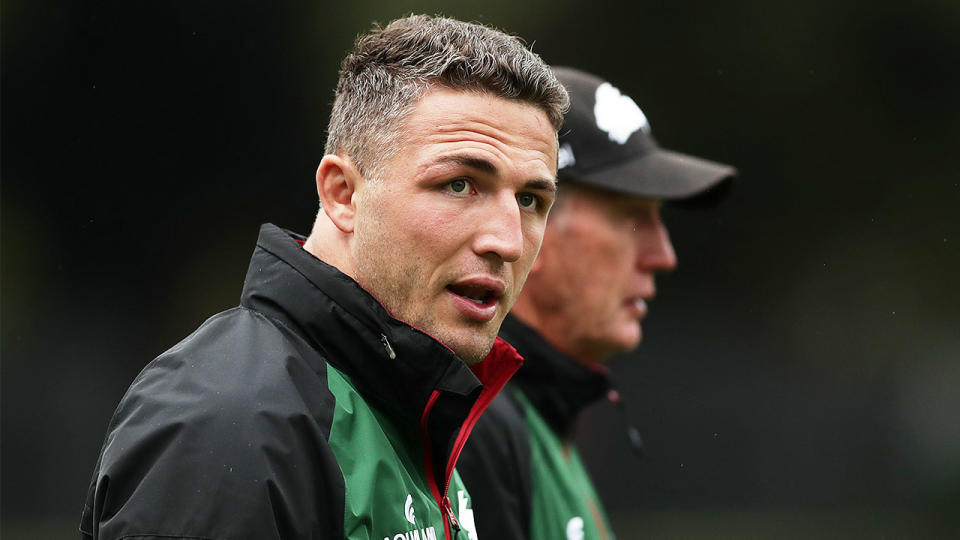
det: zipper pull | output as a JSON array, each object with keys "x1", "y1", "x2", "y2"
[
  {"x1": 380, "y1": 334, "x2": 396, "y2": 359},
  {"x1": 442, "y1": 495, "x2": 461, "y2": 534}
]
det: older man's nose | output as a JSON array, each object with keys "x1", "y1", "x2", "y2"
[{"x1": 637, "y1": 217, "x2": 677, "y2": 272}]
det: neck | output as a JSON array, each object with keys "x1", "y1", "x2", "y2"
[
  {"x1": 509, "y1": 300, "x2": 604, "y2": 367},
  {"x1": 303, "y1": 214, "x2": 356, "y2": 278}
]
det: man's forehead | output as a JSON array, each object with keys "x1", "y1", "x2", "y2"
[
  {"x1": 389, "y1": 90, "x2": 558, "y2": 178},
  {"x1": 405, "y1": 89, "x2": 555, "y2": 142}
]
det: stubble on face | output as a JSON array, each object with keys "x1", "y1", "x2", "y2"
[
  {"x1": 352, "y1": 207, "x2": 507, "y2": 364},
  {"x1": 345, "y1": 90, "x2": 557, "y2": 365}
]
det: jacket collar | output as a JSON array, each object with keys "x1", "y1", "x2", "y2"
[
  {"x1": 239, "y1": 223, "x2": 522, "y2": 425},
  {"x1": 499, "y1": 314, "x2": 610, "y2": 437}
]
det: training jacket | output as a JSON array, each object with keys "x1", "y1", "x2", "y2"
[
  {"x1": 80, "y1": 223, "x2": 522, "y2": 540},
  {"x1": 457, "y1": 315, "x2": 615, "y2": 540}
]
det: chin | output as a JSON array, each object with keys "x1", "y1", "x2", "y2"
[
  {"x1": 448, "y1": 333, "x2": 497, "y2": 366},
  {"x1": 455, "y1": 343, "x2": 496, "y2": 366},
  {"x1": 610, "y1": 327, "x2": 642, "y2": 352},
  {"x1": 417, "y1": 314, "x2": 491, "y2": 363}
]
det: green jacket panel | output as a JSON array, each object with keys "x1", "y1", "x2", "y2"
[
  {"x1": 517, "y1": 390, "x2": 614, "y2": 540},
  {"x1": 328, "y1": 364, "x2": 482, "y2": 540}
]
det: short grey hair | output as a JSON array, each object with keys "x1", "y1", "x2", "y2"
[{"x1": 325, "y1": 14, "x2": 569, "y2": 179}]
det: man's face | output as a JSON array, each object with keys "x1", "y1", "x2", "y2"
[
  {"x1": 517, "y1": 185, "x2": 677, "y2": 365},
  {"x1": 350, "y1": 88, "x2": 558, "y2": 364}
]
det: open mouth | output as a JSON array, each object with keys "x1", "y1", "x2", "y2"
[
  {"x1": 626, "y1": 296, "x2": 649, "y2": 317},
  {"x1": 446, "y1": 283, "x2": 499, "y2": 306},
  {"x1": 445, "y1": 277, "x2": 505, "y2": 322}
]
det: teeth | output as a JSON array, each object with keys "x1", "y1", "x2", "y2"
[{"x1": 468, "y1": 297, "x2": 485, "y2": 305}]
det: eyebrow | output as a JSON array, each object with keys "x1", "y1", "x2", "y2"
[
  {"x1": 436, "y1": 154, "x2": 498, "y2": 175},
  {"x1": 525, "y1": 178, "x2": 557, "y2": 194},
  {"x1": 434, "y1": 154, "x2": 558, "y2": 193}
]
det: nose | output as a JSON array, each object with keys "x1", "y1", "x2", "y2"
[
  {"x1": 637, "y1": 213, "x2": 677, "y2": 272},
  {"x1": 472, "y1": 192, "x2": 524, "y2": 263}
]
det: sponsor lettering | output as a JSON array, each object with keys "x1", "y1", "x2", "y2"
[
  {"x1": 386, "y1": 494, "x2": 437, "y2": 540},
  {"x1": 384, "y1": 527, "x2": 437, "y2": 540}
]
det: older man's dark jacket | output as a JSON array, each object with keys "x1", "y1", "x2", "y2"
[{"x1": 457, "y1": 315, "x2": 615, "y2": 540}]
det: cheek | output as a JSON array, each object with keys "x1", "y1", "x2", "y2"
[
  {"x1": 539, "y1": 231, "x2": 599, "y2": 301},
  {"x1": 378, "y1": 197, "x2": 458, "y2": 248},
  {"x1": 518, "y1": 222, "x2": 547, "y2": 270},
  {"x1": 566, "y1": 222, "x2": 625, "y2": 265},
  {"x1": 416, "y1": 211, "x2": 459, "y2": 240},
  {"x1": 570, "y1": 231, "x2": 634, "y2": 306}
]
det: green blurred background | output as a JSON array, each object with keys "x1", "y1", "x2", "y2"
[{"x1": 3, "y1": 1, "x2": 958, "y2": 538}]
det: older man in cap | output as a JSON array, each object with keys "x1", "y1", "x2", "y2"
[{"x1": 457, "y1": 66, "x2": 736, "y2": 540}]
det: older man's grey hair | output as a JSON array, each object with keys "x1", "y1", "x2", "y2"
[{"x1": 325, "y1": 14, "x2": 569, "y2": 181}]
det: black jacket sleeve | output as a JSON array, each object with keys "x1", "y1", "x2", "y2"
[
  {"x1": 79, "y1": 311, "x2": 345, "y2": 540},
  {"x1": 456, "y1": 391, "x2": 532, "y2": 540}
]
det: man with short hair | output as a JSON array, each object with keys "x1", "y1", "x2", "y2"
[
  {"x1": 80, "y1": 15, "x2": 567, "y2": 540},
  {"x1": 457, "y1": 67, "x2": 736, "y2": 540}
]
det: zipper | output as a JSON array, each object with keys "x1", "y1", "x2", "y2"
[
  {"x1": 419, "y1": 377, "x2": 509, "y2": 539},
  {"x1": 442, "y1": 367, "x2": 512, "y2": 485},
  {"x1": 380, "y1": 334, "x2": 397, "y2": 359},
  {"x1": 421, "y1": 393, "x2": 468, "y2": 540},
  {"x1": 418, "y1": 340, "x2": 523, "y2": 540},
  {"x1": 420, "y1": 390, "x2": 454, "y2": 540},
  {"x1": 442, "y1": 495, "x2": 461, "y2": 537}
]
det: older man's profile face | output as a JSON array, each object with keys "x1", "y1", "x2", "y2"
[
  {"x1": 350, "y1": 88, "x2": 558, "y2": 364},
  {"x1": 517, "y1": 186, "x2": 678, "y2": 365}
]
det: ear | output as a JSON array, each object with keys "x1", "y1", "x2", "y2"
[{"x1": 316, "y1": 155, "x2": 362, "y2": 233}]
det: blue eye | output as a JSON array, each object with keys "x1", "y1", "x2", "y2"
[
  {"x1": 447, "y1": 179, "x2": 469, "y2": 194},
  {"x1": 517, "y1": 193, "x2": 539, "y2": 210}
]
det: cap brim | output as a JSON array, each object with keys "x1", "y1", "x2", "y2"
[{"x1": 569, "y1": 148, "x2": 737, "y2": 200}]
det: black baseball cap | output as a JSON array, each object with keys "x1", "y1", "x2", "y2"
[{"x1": 553, "y1": 66, "x2": 736, "y2": 200}]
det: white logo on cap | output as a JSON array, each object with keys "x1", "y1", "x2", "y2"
[
  {"x1": 557, "y1": 143, "x2": 576, "y2": 170},
  {"x1": 593, "y1": 82, "x2": 650, "y2": 144}
]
